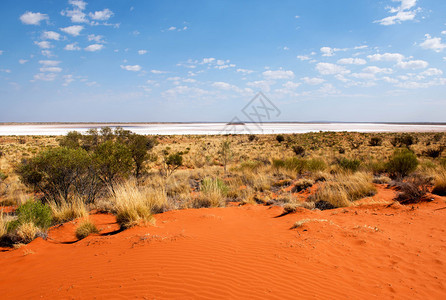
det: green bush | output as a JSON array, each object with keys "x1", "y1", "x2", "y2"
[
  {"x1": 276, "y1": 135, "x2": 285, "y2": 143},
  {"x1": 292, "y1": 145, "x2": 305, "y2": 156},
  {"x1": 8, "y1": 200, "x2": 52, "y2": 231},
  {"x1": 306, "y1": 158, "x2": 327, "y2": 172},
  {"x1": 200, "y1": 177, "x2": 229, "y2": 196},
  {"x1": 369, "y1": 137, "x2": 382, "y2": 147},
  {"x1": 17, "y1": 147, "x2": 94, "y2": 202},
  {"x1": 386, "y1": 148, "x2": 418, "y2": 178},
  {"x1": 335, "y1": 158, "x2": 361, "y2": 172}
]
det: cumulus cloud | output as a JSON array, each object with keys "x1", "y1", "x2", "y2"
[
  {"x1": 60, "y1": 25, "x2": 84, "y2": 36},
  {"x1": 121, "y1": 65, "x2": 142, "y2": 71},
  {"x1": 39, "y1": 60, "x2": 60, "y2": 66},
  {"x1": 20, "y1": 11, "x2": 48, "y2": 25},
  {"x1": 138, "y1": 50, "x2": 147, "y2": 55},
  {"x1": 89, "y1": 9, "x2": 114, "y2": 21},
  {"x1": 363, "y1": 66, "x2": 393, "y2": 74},
  {"x1": 316, "y1": 63, "x2": 350, "y2": 75},
  {"x1": 33, "y1": 73, "x2": 57, "y2": 81},
  {"x1": 40, "y1": 67, "x2": 62, "y2": 73},
  {"x1": 337, "y1": 58, "x2": 367, "y2": 65},
  {"x1": 69, "y1": 0, "x2": 87, "y2": 10},
  {"x1": 19, "y1": 59, "x2": 28, "y2": 64},
  {"x1": 88, "y1": 34, "x2": 105, "y2": 43},
  {"x1": 212, "y1": 81, "x2": 243, "y2": 93},
  {"x1": 395, "y1": 60, "x2": 428, "y2": 69},
  {"x1": 420, "y1": 68, "x2": 443, "y2": 76},
  {"x1": 282, "y1": 81, "x2": 301, "y2": 89},
  {"x1": 420, "y1": 34, "x2": 446, "y2": 52},
  {"x1": 41, "y1": 31, "x2": 61, "y2": 40},
  {"x1": 246, "y1": 80, "x2": 273, "y2": 92},
  {"x1": 151, "y1": 70, "x2": 168, "y2": 74},
  {"x1": 236, "y1": 68, "x2": 254, "y2": 74},
  {"x1": 34, "y1": 41, "x2": 52, "y2": 49},
  {"x1": 61, "y1": 8, "x2": 88, "y2": 23},
  {"x1": 320, "y1": 47, "x2": 346, "y2": 57},
  {"x1": 301, "y1": 77, "x2": 325, "y2": 85},
  {"x1": 297, "y1": 55, "x2": 311, "y2": 61},
  {"x1": 367, "y1": 52, "x2": 405, "y2": 62},
  {"x1": 262, "y1": 70, "x2": 294, "y2": 80},
  {"x1": 84, "y1": 44, "x2": 104, "y2": 52},
  {"x1": 64, "y1": 43, "x2": 81, "y2": 51},
  {"x1": 375, "y1": 0, "x2": 419, "y2": 25}
]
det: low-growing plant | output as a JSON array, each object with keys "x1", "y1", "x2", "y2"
[
  {"x1": 423, "y1": 147, "x2": 444, "y2": 158},
  {"x1": 394, "y1": 176, "x2": 430, "y2": 204},
  {"x1": 432, "y1": 171, "x2": 446, "y2": 196},
  {"x1": 194, "y1": 177, "x2": 228, "y2": 208},
  {"x1": 335, "y1": 157, "x2": 361, "y2": 172},
  {"x1": 292, "y1": 145, "x2": 305, "y2": 157},
  {"x1": 276, "y1": 135, "x2": 285, "y2": 143},
  {"x1": 16, "y1": 222, "x2": 40, "y2": 244},
  {"x1": 8, "y1": 200, "x2": 52, "y2": 231},
  {"x1": 386, "y1": 148, "x2": 418, "y2": 179},
  {"x1": 75, "y1": 218, "x2": 99, "y2": 239},
  {"x1": 49, "y1": 198, "x2": 88, "y2": 223},
  {"x1": 369, "y1": 137, "x2": 382, "y2": 147}
]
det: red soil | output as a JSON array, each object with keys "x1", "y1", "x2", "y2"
[{"x1": 1, "y1": 188, "x2": 446, "y2": 299}]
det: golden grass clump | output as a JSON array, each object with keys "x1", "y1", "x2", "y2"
[
  {"x1": 75, "y1": 218, "x2": 99, "y2": 239},
  {"x1": 310, "y1": 172, "x2": 377, "y2": 208},
  {"x1": 291, "y1": 219, "x2": 330, "y2": 229},
  {"x1": 16, "y1": 222, "x2": 39, "y2": 244},
  {"x1": 110, "y1": 180, "x2": 160, "y2": 229},
  {"x1": 192, "y1": 177, "x2": 228, "y2": 208},
  {"x1": 0, "y1": 211, "x2": 8, "y2": 238},
  {"x1": 432, "y1": 170, "x2": 446, "y2": 196},
  {"x1": 49, "y1": 198, "x2": 88, "y2": 223}
]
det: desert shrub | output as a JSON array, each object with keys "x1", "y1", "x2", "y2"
[
  {"x1": 0, "y1": 171, "x2": 7, "y2": 181},
  {"x1": 338, "y1": 147, "x2": 345, "y2": 154},
  {"x1": 126, "y1": 134, "x2": 157, "y2": 177},
  {"x1": 369, "y1": 137, "x2": 382, "y2": 147},
  {"x1": 441, "y1": 158, "x2": 446, "y2": 169},
  {"x1": 248, "y1": 134, "x2": 257, "y2": 142},
  {"x1": 59, "y1": 131, "x2": 82, "y2": 149},
  {"x1": 93, "y1": 140, "x2": 134, "y2": 188},
  {"x1": 335, "y1": 157, "x2": 361, "y2": 172},
  {"x1": 423, "y1": 147, "x2": 444, "y2": 158},
  {"x1": 0, "y1": 212, "x2": 8, "y2": 239},
  {"x1": 394, "y1": 176, "x2": 430, "y2": 204},
  {"x1": 273, "y1": 157, "x2": 307, "y2": 174},
  {"x1": 218, "y1": 140, "x2": 232, "y2": 173},
  {"x1": 292, "y1": 145, "x2": 305, "y2": 156},
  {"x1": 9, "y1": 200, "x2": 52, "y2": 231},
  {"x1": 391, "y1": 134, "x2": 417, "y2": 147},
  {"x1": 349, "y1": 139, "x2": 363, "y2": 150},
  {"x1": 372, "y1": 175, "x2": 392, "y2": 184},
  {"x1": 291, "y1": 179, "x2": 314, "y2": 193},
  {"x1": 306, "y1": 158, "x2": 327, "y2": 172},
  {"x1": 432, "y1": 171, "x2": 446, "y2": 196},
  {"x1": 238, "y1": 161, "x2": 262, "y2": 172},
  {"x1": 309, "y1": 173, "x2": 376, "y2": 209},
  {"x1": 433, "y1": 133, "x2": 444, "y2": 142},
  {"x1": 386, "y1": 148, "x2": 418, "y2": 179},
  {"x1": 276, "y1": 135, "x2": 285, "y2": 143},
  {"x1": 75, "y1": 219, "x2": 99, "y2": 239},
  {"x1": 17, "y1": 147, "x2": 95, "y2": 202},
  {"x1": 282, "y1": 202, "x2": 315, "y2": 214}
]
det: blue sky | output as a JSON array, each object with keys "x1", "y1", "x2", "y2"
[{"x1": 1, "y1": 0, "x2": 446, "y2": 122}]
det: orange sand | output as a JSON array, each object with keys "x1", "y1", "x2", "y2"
[{"x1": 1, "y1": 188, "x2": 446, "y2": 299}]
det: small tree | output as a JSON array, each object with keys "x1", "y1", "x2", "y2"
[
  {"x1": 276, "y1": 135, "x2": 285, "y2": 143},
  {"x1": 127, "y1": 134, "x2": 157, "y2": 177},
  {"x1": 59, "y1": 131, "x2": 82, "y2": 149},
  {"x1": 93, "y1": 140, "x2": 134, "y2": 190},
  {"x1": 218, "y1": 140, "x2": 232, "y2": 173},
  {"x1": 164, "y1": 152, "x2": 183, "y2": 178}
]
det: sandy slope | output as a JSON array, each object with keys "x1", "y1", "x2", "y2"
[{"x1": 1, "y1": 188, "x2": 446, "y2": 299}]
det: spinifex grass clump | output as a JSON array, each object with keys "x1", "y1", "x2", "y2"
[
  {"x1": 432, "y1": 170, "x2": 446, "y2": 196},
  {"x1": 75, "y1": 218, "x2": 99, "y2": 240},
  {"x1": 386, "y1": 148, "x2": 418, "y2": 179},
  {"x1": 193, "y1": 177, "x2": 228, "y2": 208},
  {"x1": 310, "y1": 172, "x2": 376, "y2": 209}
]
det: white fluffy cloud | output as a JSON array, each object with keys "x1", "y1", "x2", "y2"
[
  {"x1": 246, "y1": 80, "x2": 273, "y2": 92},
  {"x1": 420, "y1": 68, "x2": 443, "y2": 76},
  {"x1": 19, "y1": 59, "x2": 28, "y2": 64},
  {"x1": 363, "y1": 66, "x2": 393, "y2": 74},
  {"x1": 236, "y1": 68, "x2": 254, "y2": 74},
  {"x1": 282, "y1": 81, "x2": 301, "y2": 89},
  {"x1": 297, "y1": 55, "x2": 311, "y2": 61},
  {"x1": 39, "y1": 60, "x2": 60, "y2": 66},
  {"x1": 367, "y1": 52, "x2": 405, "y2": 62},
  {"x1": 33, "y1": 73, "x2": 57, "y2": 81},
  {"x1": 120, "y1": 65, "x2": 142, "y2": 72},
  {"x1": 301, "y1": 77, "x2": 325, "y2": 85},
  {"x1": 321, "y1": 47, "x2": 334, "y2": 57},
  {"x1": 64, "y1": 43, "x2": 81, "y2": 51},
  {"x1": 89, "y1": 9, "x2": 114, "y2": 21},
  {"x1": 138, "y1": 50, "x2": 148, "y2": 55},
  {"x1": 34, "y1": 41, "x2": 52, "y2": 49},
  {"x1": 420, "y1": 34, "x2": 446, "y2": 52},
  {"x1": 85, "y1": 44, "x2": 104, "y2": 52},
  {"x1": 88, "y1": 34, "x2": 105, "y2": 43},
  {"x1": 337, "y1": 58, "x2": 367, "y2": 65},
  {"x1": 40, "y1": 67, "x2": 62, "y2": 73},
  {"x1": 316, "y1": 63, "x2": 350, "y2": 75},
  {"x1": 395, "y1": 60, "x2": 428, "y2": 69},
  {"x1": 41, "y1": 31, "x2": 61, "y2": 40},
  {"x1": 60, "y1": 25, "x2": 84, "y2": 36},
  {"x1": 375, "y1": 0, "x2": 419, "y2": 25},
  {"x1": 69, "y1": 0, "x2": 87, "y2": 10},
  {"x1": 262, "y1": 70, "x2": 294, "y2": 80},
  {"x1": 20, "y1": 12, "x2": 48, "y2": 25}
]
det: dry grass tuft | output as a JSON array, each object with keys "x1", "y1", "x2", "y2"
[
  {"x1": 291, "y1": 218, "x2": 331, "y2": 229},
  {"x1": 283, "y1": 202, "x2": 315, "y2": 214},
  {"x1": 310, "y1": 172, "x2": 376, "y2": 208},
  {"x1": 49, "y1": 198, "x2": 88, "y2": 223},
  {"x1": 0, "y1": 211, "x2": 8, "y2": 238},
  {"x1": 16, "y1": 222, "x2": 39, "y2": 243},
  {"x1": 110, "y1": 180, "x2": 160, "y2": 229},
  {"x1": 75, "y1": 218, "x2": 99, "y2": 239},
  {"x1": 432, "y1": 170, "x2": 446, "y2": 196}
]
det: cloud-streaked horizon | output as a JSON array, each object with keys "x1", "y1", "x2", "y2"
[{"x1": 1, "y1": 0, "x2": 446, "y2": 122}]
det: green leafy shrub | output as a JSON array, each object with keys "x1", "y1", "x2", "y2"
[
  {"x1": 306, "y1": 158, "x2": 327, "y2": 172},
  {"x1": 386, "y1": 148, "x2": 418, "y2": 178},
  {"x1": 335, "y1": 157, "x2": 361, "y2": 172},
  {"x1": 8, "y1": 200, "x2": 52, "y2": 232}
]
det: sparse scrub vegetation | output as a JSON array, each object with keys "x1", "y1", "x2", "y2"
[{"x1": 75, "y1": 218, "x2": 99, "y2": 240}]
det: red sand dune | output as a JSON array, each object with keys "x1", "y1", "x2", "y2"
[{"x1": 1, "y1": 188, "x2": 446, "y2": 299}]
